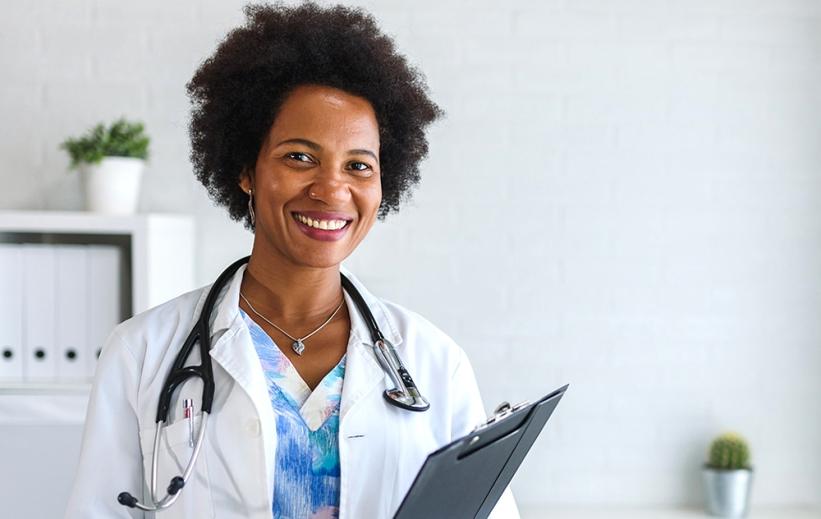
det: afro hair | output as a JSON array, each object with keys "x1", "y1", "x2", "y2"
[{"x1": 186, "y1": 2, "x2": 444, "y2": 228}]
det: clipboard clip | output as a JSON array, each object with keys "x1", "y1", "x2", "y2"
[{"x1": 473, "y1": 400, "x2": 530, "y2": 431}]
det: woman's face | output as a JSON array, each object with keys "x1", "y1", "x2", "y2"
[{"x1": 240, "y1": 84, "x2": 382, "y2": 269}]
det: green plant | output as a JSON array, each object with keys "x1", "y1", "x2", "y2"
[
  {"x1": 60, "y1": 117, "x2": 150, "y2": 170},
  {"x1": 707, "y1": 432, "x2": 751, "y2": 470}
]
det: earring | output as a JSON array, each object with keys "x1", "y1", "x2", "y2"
[{"x1": 247, "y1": 189, "x2": 255, "y2": 227}]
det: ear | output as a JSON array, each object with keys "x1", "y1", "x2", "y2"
[{"x1": 238, "y1": 167, "x2": 253, "y2": 193}]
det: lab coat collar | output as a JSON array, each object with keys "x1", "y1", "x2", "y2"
[{"x1": 340, "y1": 263, "x2": 403, "y2": 348}]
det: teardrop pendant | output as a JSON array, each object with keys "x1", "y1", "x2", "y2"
[{"x1": 292, "y1": 340, "x2": 305, "y2": 356}]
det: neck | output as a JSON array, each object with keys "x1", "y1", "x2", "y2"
[{"x1": 240, "y1": 243, "x2": 344, "y2": 324}]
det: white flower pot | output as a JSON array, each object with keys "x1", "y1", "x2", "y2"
[{"x1": 81, "y1": 157, "x2": 145, "y2": 214}]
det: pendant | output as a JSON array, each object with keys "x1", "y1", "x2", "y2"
[{"x1": 292, "y1": 340, "x2": 305, "y2": 356}]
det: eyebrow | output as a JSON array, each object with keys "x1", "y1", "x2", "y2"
[{"x1": 275, "y1": 138, "x2": 379, "y2": 163}]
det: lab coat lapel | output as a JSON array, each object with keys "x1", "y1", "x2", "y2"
[
  {"x1": 339, "y1": 340, "x2": 385, "y2": 423},
  {"x1": 338, "y1": 280, "x2": 390, "y2": 423},
  {"x1": 204, "y1": 264, "x2": 278, "y2": 502}
]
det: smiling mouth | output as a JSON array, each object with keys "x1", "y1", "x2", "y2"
[{"x1": 291, "y1": 212, "x2": 352, "y2": 231}]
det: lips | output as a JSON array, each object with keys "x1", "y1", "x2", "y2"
[{"x1": 291, "y1": 211, "x2": 353, "y2": 241}]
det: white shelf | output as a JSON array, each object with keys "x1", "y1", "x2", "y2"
[
  {"x1": 0, "y1": 209, "x2": 196, "y2": 313},
  {"x1": 0, "y1": 382, "x2": 91, "y2": 395},
  {"x1": 0, "y1": 392, "x2": 90, "y2": 424},
  {"x1": 0, "y1": 209, "x2": 184, "y2": 235},
  {"x1": 0, "y1": 380, "x2": 91, "y2": 424},
  {"x1": 519, "y1": 505, "x2": 821, "y2": 519}
]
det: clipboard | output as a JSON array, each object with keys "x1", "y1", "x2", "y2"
[{"x1": 393, "y1": 383, "x2": 569, "y2": 519}]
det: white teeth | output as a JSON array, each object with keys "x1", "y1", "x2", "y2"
[{"x1": 295, "y1": 213, "x2": 348, "y2": 230}]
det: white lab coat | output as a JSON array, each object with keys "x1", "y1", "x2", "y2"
[{"x1": 65, "y1": 264, "x2": 520, "y2": 519}]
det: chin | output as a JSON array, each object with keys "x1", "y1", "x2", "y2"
[{"x1": 295, "y1": 250, "x2": 351, "y2": 269}]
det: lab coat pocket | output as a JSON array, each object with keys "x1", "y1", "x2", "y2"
[{"x1": 139, "y1": 414, "x2": 215, "y2": 518}]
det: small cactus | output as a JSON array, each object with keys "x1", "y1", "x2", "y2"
[{"x1": 707, "y1": 432, "x2": 751, "y2": 470}]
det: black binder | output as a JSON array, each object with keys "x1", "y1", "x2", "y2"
[{"x1": 393, "y1": 384, "x2": 569, "y2": 519}]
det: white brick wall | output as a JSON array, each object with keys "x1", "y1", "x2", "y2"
[{"x1": 2, "y1": 0, "x2": 820, "y2": 508}]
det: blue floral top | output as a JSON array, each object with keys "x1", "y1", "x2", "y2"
[{"x1": 241, "y1": 308, "x2": 346, "y2": 519}]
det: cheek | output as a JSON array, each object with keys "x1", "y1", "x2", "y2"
[
  {"x1": 366, "y1": 181, "x2": 383, "y2": 215},
  {"x1": 258, "y1": 166, "x2": 298, "y2": 203}
]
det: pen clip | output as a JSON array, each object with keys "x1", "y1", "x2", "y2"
[
  {"x1": 183, "y1": 398, "x2": 194, "y2": 418},
  {"x1": 183, "y1": 398, "x2": 195, "y2": 448}
]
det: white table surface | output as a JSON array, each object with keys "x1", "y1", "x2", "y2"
[{"x1": 518, "y1": 505, "x2": 821, "y2": 519}]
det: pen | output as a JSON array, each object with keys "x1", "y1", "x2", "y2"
[{"x1": 183, "y1": 398, "x2": 194, "y2": 448}]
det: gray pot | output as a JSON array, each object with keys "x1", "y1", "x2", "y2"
[{"x1": 702, "y1": 465, "x2": 753, "y2": 517}]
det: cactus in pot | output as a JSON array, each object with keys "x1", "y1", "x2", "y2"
[
  {"x1": 702, "y1": 432, "x2": 753, "y2": 518},
  {"x1": 708, "y1": 433, "x2": 751, "y2": 471}
]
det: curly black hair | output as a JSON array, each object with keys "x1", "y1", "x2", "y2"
[{"x1": 186, "y1": 2, "x2": 444, "y2": 228}]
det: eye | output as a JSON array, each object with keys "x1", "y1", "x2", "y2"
[
  {"x1": 284, "y1": 152, "x2": 313, "y2": 163},
  {"x1": 347, "y1": 161, "x2": 372, "y2": 174}
]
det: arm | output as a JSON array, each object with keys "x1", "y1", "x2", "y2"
[
  {"x1": 65, "y1": 328, "x2": 146, "y2": 519},
  {"x1": 450, "y1": 348, "x2": 521, "y2": 519}
]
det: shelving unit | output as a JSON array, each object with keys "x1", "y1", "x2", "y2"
[
  {"x1": 0, "y1": 210, "x2": 195, "y2": 400},
  {"x1": 0, "y1": 210, "x2": 197, "y2": 519}
]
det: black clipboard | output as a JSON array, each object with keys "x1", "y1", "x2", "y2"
[{"x1": 393, "y1": 384, "x2": 569, "y2": 519}]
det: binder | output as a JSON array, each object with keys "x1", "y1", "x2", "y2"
[
  {"x1": 87, "y1": 245, "x2": 122, "y2": 378},
  {"x1": 55, "y1": 245, "x2": 89, "y2": 381},
  {"x1": 394, "y1": 384, "x2": 569, "y2": 519},
  {"x1": 0, "y1": 244, "x2": 24, "y2": 381},
  {"x1": 22, "y1": 244, "x2": 58, "y2": 381}
]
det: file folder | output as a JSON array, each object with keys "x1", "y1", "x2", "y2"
[
  {"x1": 0, "y1": 244, "x2": 24, "y2": 381},
  {"x1": 55, "y1": 245, "x2": 89, "y2": 381},
  {"x1": 394, "y1": 384, "x2": 569, "y2": 519},
  {"x1": 87, "y1": 245, "x2": 122, "y2": 378},
  {"x1": 22, "y1": 244, "x2": 58, "y2": 381}
]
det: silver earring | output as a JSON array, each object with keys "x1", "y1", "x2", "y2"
[{"x1": 247, "y1": 189, "x2": 255, "y2": 227}]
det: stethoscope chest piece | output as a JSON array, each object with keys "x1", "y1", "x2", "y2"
[
  {"x1": 371, "y1": 338, "x2": 430, "y2": 412},
  {"x1": 384, "y1": 387, "x2": 430, "y2": 412}
]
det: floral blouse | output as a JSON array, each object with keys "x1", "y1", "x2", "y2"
[{"x1": 241, "y1": 308, "x2": 346, "y2": 519}]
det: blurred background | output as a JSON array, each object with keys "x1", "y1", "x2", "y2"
[{"x1": 1, "y1": 0, "x2": 820, "y2": 517}]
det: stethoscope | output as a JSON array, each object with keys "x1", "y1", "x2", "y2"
[{"x1": 118, "y1": 255, "x2": 429, "y2": 512}]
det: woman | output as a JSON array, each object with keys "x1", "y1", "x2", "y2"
[{"x1": 66, "y1": 3, "x2": 519, "y2": 518}]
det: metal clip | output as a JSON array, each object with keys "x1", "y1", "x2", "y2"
[{"x1": 473, "y1": 400, "x2": 530, "y2": 431}]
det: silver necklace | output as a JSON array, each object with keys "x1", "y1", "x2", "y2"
[{"x1": 239, "y1": 291, "x2": 345, "y2": 356}]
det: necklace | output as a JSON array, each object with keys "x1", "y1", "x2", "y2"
[{"x1": 239, "y1": 291, "x2": 345, "y2": 356}]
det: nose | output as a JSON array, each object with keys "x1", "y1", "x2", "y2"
[{"x1": 308, "y1": 164, "x2": 352, "y2": 205}]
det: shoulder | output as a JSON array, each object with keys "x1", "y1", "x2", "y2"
[
  {"x1": 376, "y1": 296, "x2": 469, "y2": 380},
  {"x1": 341, "y1": 266, "x2": 468, "y2": 377},
  {"x1": 105, "y1": 284, "x2": 209, "y2": 360},
  {"x1": 379, "y1": 298, "x2": 454, "y2": 346}
]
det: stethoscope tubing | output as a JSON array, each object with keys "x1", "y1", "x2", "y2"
[{"x1": 119, "y1": 256, "x2": 429, "y2": 511}]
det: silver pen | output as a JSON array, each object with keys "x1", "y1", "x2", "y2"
[{"x1": 183, "y1": 398, "x2": 195, "y2": 448}]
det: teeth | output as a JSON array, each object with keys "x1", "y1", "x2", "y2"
[{"x1": 295, "y1": 213, "x2": 348, "y2": 230}]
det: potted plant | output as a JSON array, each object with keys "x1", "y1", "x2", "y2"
[
  {"x1": 703, "y1": 432, "x2": 753, "y2": 518},
  {"x1": 60, "y1": 117, "x2": 150, "y2": 214}
]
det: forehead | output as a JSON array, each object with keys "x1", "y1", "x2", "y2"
[{"x1": 267, "y1": 84, "x2": 380, "y2": 150}]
